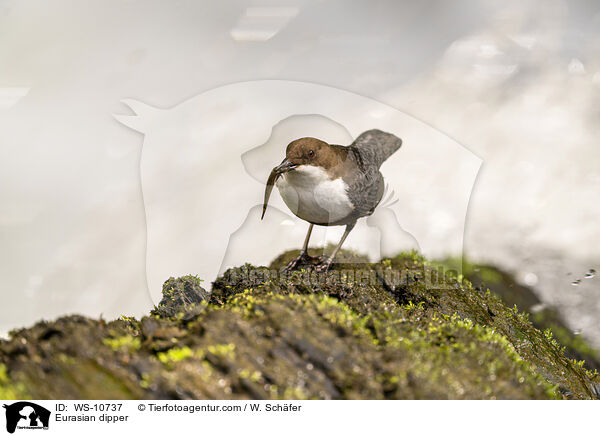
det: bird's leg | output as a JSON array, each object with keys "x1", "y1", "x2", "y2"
[
  {"x1": 282, "y1": 223, "x2": 315, "y2": 271},
  {"x1": 316, "y1": 221, "x2": 356, "y2": 272}
]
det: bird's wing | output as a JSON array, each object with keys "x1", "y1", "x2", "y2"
[{"x1": 345, "y1": 169, "x2": 385, "y2": 219}]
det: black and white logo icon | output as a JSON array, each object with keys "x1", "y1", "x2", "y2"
[{"x1": 3, "y1": 402, "x2": 50, "y2": 433}]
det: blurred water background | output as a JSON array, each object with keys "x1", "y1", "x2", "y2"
[{"x1": 0, "y1": 1, "x2": 598, "y2": 346}]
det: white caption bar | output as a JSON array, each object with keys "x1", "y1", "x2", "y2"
[{"x1": 0, "y1": 400, "x2": 596, "y2": 436}]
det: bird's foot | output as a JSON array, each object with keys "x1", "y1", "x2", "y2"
[
  {"x1": 314, "y1": 256, "x2": 334, "y2": 272},
  {"x1": 282, "y1": 251, "x2": 322, "y2": 272}
]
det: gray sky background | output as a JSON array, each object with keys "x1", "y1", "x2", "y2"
[{"x1": 1, "y1": 0, "x2": 599, "y2": 344}]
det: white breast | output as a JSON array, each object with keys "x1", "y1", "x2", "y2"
[{"x1": 276, "y1": 165, "x2": 354, "y2": 224}]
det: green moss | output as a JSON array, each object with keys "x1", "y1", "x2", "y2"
[
  {"x1": 436, "y1": 258, "x2": 600, "y2": 373},
  {"x1": 0, "y1": 249, "x2": 596, "y2": 400},
  {"x1": 204, "y1": 276, "x2": 558, "y2": 398},
  {"x1": 206, "y1": 343, "x2": 236, "y2": 359},
  {"x1": 102, "y1": 335, "x2": 141, "y2": 352},
  {"x1": 156, "y1": 346, "x2": 200, "y2": 369},
  {"x1": 532, "y1": 310, "x2": 598, "y2": 360},
  {"x1": 238, "y1": 368, "x2": 261, "y2": 381},
  {"x1": 0, "y1": 364, "x2": 29, "y2": 400},
  {"x1": 152, "y1": 275, "x2": 209, "y2": 318},
  {"x1": 119, "y1": 315, "x2": 137, "y2": 323}
]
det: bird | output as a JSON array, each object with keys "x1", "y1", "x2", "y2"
[{"x1": 261, "y1": 129, "x2": 402, "y2": 271}]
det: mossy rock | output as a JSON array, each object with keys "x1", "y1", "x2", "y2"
[
  {"x1": 439, "y1": 258, "x2": 600, "y2": 371},
  {"x1": 0, "y1": 250, "x2": 598, "y2": 399},
  {"x1": 151, "y1": 275, "x2": 209, "y2": 318}
]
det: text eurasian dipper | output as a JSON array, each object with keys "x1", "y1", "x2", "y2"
[{"x1": 261, "y1": 129, "x2": 402, "y2": 271}]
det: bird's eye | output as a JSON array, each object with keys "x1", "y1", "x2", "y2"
[{"x1": 308, "y1": 150, "x2": 314, "y2": 157}]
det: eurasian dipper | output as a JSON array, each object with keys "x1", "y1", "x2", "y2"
[{"x1": 261, "y1": 129, "x2": 402, "y2": 271}]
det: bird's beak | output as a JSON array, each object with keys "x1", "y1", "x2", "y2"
[
  {"x1": 274, "y1": 159, "x2": 298, "y2": 175},
  {"x1": 261, "y1": 158, "x2": 298, "y2": 221}
]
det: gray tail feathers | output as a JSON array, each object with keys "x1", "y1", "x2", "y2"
[{"x1": 351, "y1": 129, "x2": 402, "y2": 168}]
